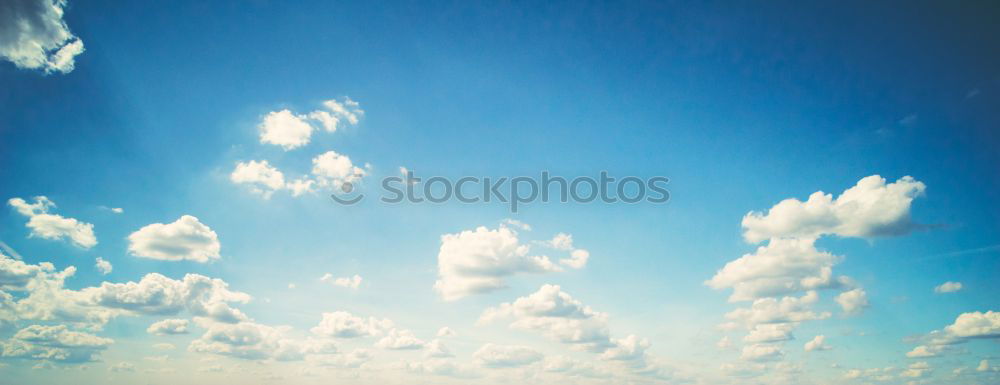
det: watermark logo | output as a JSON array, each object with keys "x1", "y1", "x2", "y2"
[{"x1": 331, "y1": 171, "x2": 669, "y2": 213}]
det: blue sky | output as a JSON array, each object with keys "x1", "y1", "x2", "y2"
[{"x1": 1, "y1": 1, "x2": 998, "y2": 384}]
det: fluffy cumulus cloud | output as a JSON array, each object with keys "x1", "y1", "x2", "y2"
[
  {"x1": 706, "y1": 237, "x2": 850, "y2": 302},
  {"x1": 127, "y1": 215, "x2": 221, "y2": 263},
  {"x1": 741, "y1": 175, "x2": 926, "y2": 243},
  {"x1": 146, "y1": 319, "x2": 189, "y2": 335},
  {"x1": 229, "y1": 160, "x2": 287, "y2": 198},
  {"x1": 93, "y1": 258, "x2": 111, "y2": 275},
  {"x1": 835, "y1": 288, "x2": 869, "y2": 316},
  {"x1": 188, "y1": 318, "x2": 337, "y2": 361},
  {"x1": 434, "y1": 225, "x2": 563, "y2": 300},
  {"x1": 80, "y1": 273, "x2": 250, "y2": 323},
  {"x1": 543, "y1": 233, "x2": 591, "y2": 269},
  {"x1": 1, "y1": 324, "x2": 112, "y2": 363},
  {"x1": 707, "y1": 175, "x2": 928, "y2": 373},
  {"x1": 375, "y1": 328, "x2": 425, "y2": 350},
  {"x1": 934, "y1": 281, "x2": 963, "y2": 294},
  {"x1": 0, "y1": 0, "x2": 84, "y2": 74},
  {"x1": 480, "y1": 284, "x2": 611, "y2": 351},
  {"x1": 310, "y1": 150, "x2": 366, "y2": 188},
  {"x1": 310, "y1": 311, "x2": 393, "y2": 338},
  {"x1": 258, "y1": 98, "x2": 363, "y2": 150},
  {"x1": 803, "y1": 335, "x2": 831, "y2": 352},
  {"x1": 472, "y1": 343, "x2": 543, "y2": 368},
  {"x1": 943, "y1": 311, "x2": 1000, "y2": 339},
  {"x1": 258, "y1": 110, "x2": 314, "y2": 150},
  {"x1": 8, "y1": 196, "x2": 97, "y2": 249}
]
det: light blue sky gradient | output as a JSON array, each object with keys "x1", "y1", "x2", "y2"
[{"x1": 1, "y1": 1, "x2": 998, "y2": 384}]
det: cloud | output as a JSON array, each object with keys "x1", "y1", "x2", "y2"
[
  {"x1": 258, "y1": 98, "x2": 363, "y2": 150},
  {"x1": 424, "y1": 339, "x2": 453, "y2": 358},
  {"x1": 146, "y1": 319, "x2": 189, "y2": 335},
  {"x1": 542, "y1": 233, "x2": 590, "y2": 269},
  {"x1": 741, "y1": 175, "x2": 926, "y2": 243},
  {"x1": 943, "y1": 311, "x2": 1000, "y2": 339},
  {"x1": 743, "y1": 323, "x2": 795, "y2": 344},
  {"x1": 599, "y1": 335, "x2": 651, "y2": 362},
  {"x1": 0, "y1": 0, "x2": 85, "y2": 74},
  {"x1": 311, "y1": 150, "x2": 366, "y2": 187},
  {"x1": 480, "y1": 284, "x2": 612, "y2": 351},
  {"x1": 230, "y1": 160, "x2": 287, "y2": 198},
  {"x1": 905, "y1": 345, "x2": 941, "y2": 358},
  {"x1": 188, "y1": 318, "x2": 320, "y2": 361},
  {"x1": 835, "y1": 288, "x2": 869, "y2": 316},
  {"x1": 472, "y1": 343, "x2": 543, "y2": 368},
  {"x1": 93, "y1": 258, "x2": 111, "y2": 275},
  {"x1": 803, "y1": 335, "x2": 831, "y2": 352},
  {"x1": 724, "y1": 291, "x2": 830, "y2": 326},
  {"x1": 80, "y1": 273, "x2": 250, "y2": 323},
  {"x1": 1, "y1": 324, "x2": 112, "y2": 363},
  {"x1": 258, "y1": 110, "x2": 314, "y2": 150},
  {"x1": 374, "y1": 329, "x2": 425, "y2": 350},
  {"x1": 934, "y1": 281, "x2": 963, "y2": 294},
  {"x1": 320, "y1": 273, "x2": 362, "y2": 290},
  {"x1": 436, "y1": 327, "x2": 456, "y2": 337},
  {"x1": 740, "y1": 344, "x2": 783, "y2": 362},
  {"x1": 8, "y1": 196, "x2": 97, "y2": 249},
  {"x1": 127, "y1": 215, "x2": 221, "y2": 263},
  {"x1": 310, "y1": 311, "x2": 393, "y2": 338},
  {"x1": 706, "y1": 237, "x2": 849, "y2": 302},
  {"x1": 434, "y1": 225, "x2": 561, "y2": 300}
]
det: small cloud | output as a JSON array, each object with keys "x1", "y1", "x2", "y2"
[
  {"x1": 898, "y1": 114, "x2": 918, "y2": 127},
  {"x1": 94, "y1": 257, "x2": 112, "y2": 275},
  {"x1": 320, "y1": 273, "x2": 363, "y2": 289},
  {"x1": 934, "y1": 281, "x2": 963, "y2": 294}
]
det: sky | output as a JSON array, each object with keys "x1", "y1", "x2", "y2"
[{"x1": 1, "y1": 0, "x2": 999, "y2": 384}]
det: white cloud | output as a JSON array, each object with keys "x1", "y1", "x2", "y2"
[
  {"x1": 188, "y1": 318, "x2": 313, "y2": 361},
  {"x1": 94, "y1": 258, "x2": 111, "y2": 275},
  {"x1": 724, "y1": 291, "x2": 830, "y2": 327},
  {"x1": 943, "y1": 311, "x2": 1000, "y2": 339},
  {"x1": 472, "y1": 343, "x2": 543, "y2": 368},
  {"x1": 152, "y1": 343, "x2": 175, "y2": 350},
  {"x1": 706, "y1": 237, "x2": 849, "y2": 301},
  {"x1": 1, "y1": 324, "x2": 112, "y2": 363},
  {"x1": 542, "y1": 233, "x2": 590, "y2": 269},
  {"x1": 934, "y1": 281, "x2": 963, "y2": 294},
  {"x1": 600, "y1": 335, "x2": 650, "y2": 362},
  {"x1": 0, "y1": 0, "x2": 85, "y2": 73},
  {"x1": 743, "y1": 323, "x2": 795, "y2": 344},
  {"x1": 375, "y1": 328, "x2": 425, "y2": 350},
  {"x1": 480, "y1": 284, "x2": 611, "y2": 351},
  {"x1": 310, "y1": 311, "x2": 393, "y2": 338},
  {"x1": 741, "y1": 175, "x2": 926, "y2": 243},
  {"x1": 127, "y1": 215, "x2": 221, "y2": 263},
  {"x1": 900, "y1": 361, "x2": 932, "y2": 378},
  {"x1": 311, "y1": 150, "x2": 366, "y2": 187},
  {"x1": 146, "y1": 319, "x2": 189, "y2": 335},
  {"x1": 835, "y1": 288, "x2": 869, "y2": 316},
  {"x1": 424, "y1": 339, "x2": 453, "y2": 358},
  {"x1": 258, "y1": 98, "x2": 363, "y2": 150},
  {"x1": 230, "y1": 160, "x2": 287, "y2": 198},
  {"x1": 320, "y1": 273, "x2": 362, "y2": 290},
  {"x1": 905, "y1": 345, "x2": 941, "y2": 358},
  {"x1": 258, "y1": 110, "x2": 314, "y2": 150},
  {"x1": 803, "y1": 335, "x2": 831, "y2": 352},
  {"x1": 434, "y1": 225, "x2": 561, "y2": 300},
  {"x1": 740, "y1": 344, "x2": 783, "y2": 362},
  {"x1": 81, "y1": 273, "x2": 250, "y2": 323},
  {"x1": 436, "y1": 327, "x2": 456, "y2": 337},
  {"x1": 8, "y1": 196, "x2": 97, "y2": 249}
]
